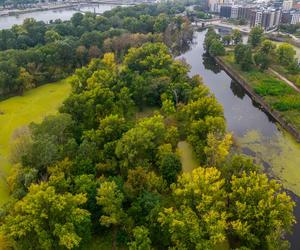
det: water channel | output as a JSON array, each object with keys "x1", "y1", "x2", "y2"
[
  {"x1": 179, "y1": 30, "x2": 300, "y2": 250},
  {"x1": 0, "y1": 5, "x2": 300, "y2": 248}
]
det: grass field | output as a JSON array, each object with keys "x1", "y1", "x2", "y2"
[{"x1": 0, "y1": 80, "x2": 71, "y2": 204}]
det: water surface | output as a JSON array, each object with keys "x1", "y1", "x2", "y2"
[
  {"x1": 179, "y1": 30, "x2": 300, "y2": 249},
  {"x1": 0, "y1": 4, "x2": 115, "y2": 29}
]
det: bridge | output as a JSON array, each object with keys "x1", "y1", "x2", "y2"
[{"x1": 192, "y1": 20, "x2": 251, "y2": 34}]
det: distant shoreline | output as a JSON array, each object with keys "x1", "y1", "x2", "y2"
[{"x1": 0, "y1": 2, "x2": 129, "y2": 18}]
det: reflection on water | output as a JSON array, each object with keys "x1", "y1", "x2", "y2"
[
  {"x1": 230, "y1": 80, "x2": 246, "y2": 99},
  {"x1": 179, "y1": 30, "x2": 300, "y2": 250},
  {"x1": 202, "y1": 53, "x2": 222, "y2": 74}
]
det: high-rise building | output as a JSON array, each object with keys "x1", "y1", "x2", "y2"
[
  {"x1": 291, "y1": 11, "x2": 300, "y2": 24},
  {"x1": 231, "y1": 5, "x2": 239, "y2": 18},
  {"x1": 251, "y1": 9, "x2": 281, "y2": 29},
  {"x1": 250, "y1": 10, "x2": 263, "y2": 26},
  {"x1": 274, "y1": 9, "x2": 282, "y2": 26},
  {"x1": 220, "y1": 5, "x2": 232, "y2": 17},
  {"x1": 282, "y1": 0, "x2": 293, "y2": 11},
  {"x1": 238, "y1": 6, "x2": 255, "y2": 20}
]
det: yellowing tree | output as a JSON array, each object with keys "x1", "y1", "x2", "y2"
[
  {"x1": 97, "y1": 180, "x2": 126, "y2": 250},
  {"x1": 158, "y1": 167, "x2": 228, "y2": 249},
  {"x1": 229, "y1": 172, "x2": 295, "y2": 249},
  {"x1": 1, "y1": 182, "x2": 91, "y2": 250}
]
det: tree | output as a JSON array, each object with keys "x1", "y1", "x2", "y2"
[
  {"x1": 204, "y1": 27, "x2": 220, "y2": 52},
  {"x1": 234, "y1": 44, "x2": 253, "y2": 71},
  {"x1": 124, "y1": 167, "x2": 164, "y2": 199},
  {"x1": 248, "y1": 27, "x2": 263, "y2": 48},
  {"x1": 254, "y1": 40, "x2": 276, "y2": 70},
  {"x1": 229, "y1": 172, "x2": 295, "y2": 249},
  {"x1": 158, "y1": 167, "x2": 228, "y2": 249},
  {"x1": 17, "y1": 67, "x2": 35, "y2": 93},
  {"x1": 161, "y1": 98, "x2": 176, "y2": 115},
  {"x1": 209, "y1": 39, "x2": 225, "y2": 57},
  {"x1": 97, "y1": 180, "x2": 126, "y2": 250},
  {"x1": 115, "y1": 115, "x2": 166, "y2": 169},
  {"x1": 44, "y1": 30, "x2": 61, "y2": 43},
  {"x1": 128, "y1": 226, "x2": 152, "y2": 250},
  {"x1": 157, "y1": 144, "x2": 182, "y2": 184},
  {"x1": 154, "y1": 13, "x2": 169, "y2": 32},
  {"x1": 231, "y1": 29, "x2": 242, "y2": 45},
  {"x1": 204, "y1": 132, "x2": 232, "y2": 166},
  {"x1": 222, "y1": 35, "x2": 231, "y2": 46},
  {"x1": 1, "y1": 182, "x2": 91, "y2": 250},
  {"x1": 276, "y1": 43, "x2": 296, "y2": 67}
]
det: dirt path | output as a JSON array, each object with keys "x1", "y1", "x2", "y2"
[{"x1": 269, "y1": 68, "x2": 300, "y2": 93}]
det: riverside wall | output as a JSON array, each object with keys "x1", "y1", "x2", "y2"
[{"x1": 215, "y1": 56, "x2": 300, "y2": 142}]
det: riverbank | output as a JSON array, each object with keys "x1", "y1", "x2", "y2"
[{"x1": 216, "y1": 55, "x2": 300, "y2": 143}]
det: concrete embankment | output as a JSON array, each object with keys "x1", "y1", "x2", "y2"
[{"x1": 215, "y1": 56, "x2": 300, "y2": 143}]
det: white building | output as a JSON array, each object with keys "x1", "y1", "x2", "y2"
[
  {"x1": 282, "y1": 0, "x2": 293, "y2": 11},
  {"x1": 291, "y1": 12, "x2": 300, "y2": 24},
  {"x1": 254, "y1": 11, "x2": 263, "y2": 26}
]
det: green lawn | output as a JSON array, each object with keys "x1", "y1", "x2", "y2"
[
  {"x1": 0, "y1": 80, "x2": 71, "y2": 205},
  {"x1": 222, "y1": 53, "x2": 300, "y2": 132}
]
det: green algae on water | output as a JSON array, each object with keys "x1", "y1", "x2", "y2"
[{"x1": 237, "y1": 129, "x2": 300, "y2": 196}]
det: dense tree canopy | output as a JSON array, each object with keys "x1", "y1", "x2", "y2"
[
  {"x1": 0, "y1": 2, "x2": 191, "y2": 97},
  {"x1": 0, "y1": 5, "x2": 296, "y2": 250}
]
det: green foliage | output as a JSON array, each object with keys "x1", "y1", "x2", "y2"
[
  {"x1": 254, "y1": 40, "x2": 276, "y2": 70},
  {"x1": 1, "y1": 182, "x2": 91, "y2": 249},
  {"x1": 231, "y1": 29, "x2": 242, "y2": 45},
  {"x1": 234, "y1": 44, "x2": 253, "y2": 71},
  {"x1": 253, "y1": 78, "x2": 292, "y2": 96},
  {"x1": 116, "y1": 115, "x2": 166, "y2": 169},
  {"x1": 158, "y1": 167, "x2": 228, "y2": 249},
  {"x1": 128, "y1": 226, "x2": 152, "y2": 250},
  {"x1": 0, "y1": 3, "x2": 187, "y2": 97},
  {"x1": 248, "y1": 27, "x2": 264, "y2": 48},
  {"x1": 276, "y1": 43, "x2": 296, "y2": 67},
  {"x1": 204, "y1": 27, "x2": 220, "y2": 52},
  {"x1": 159, "y1": 151, "x2": 182, "y2": 184},
  {"x1": 97, "y1": 180, "x2": 125, "y2": 227},
  {"x1": 229, "y1": 172, "x2": 295, "y2": 249},
  {"x1": 222, "y1": 35, "x2": 232, "y2": 46},
  {"x1": 1, "y1": 29, "x2": 296, "y2": 250},
  {"x1": 209, "y1": 39, "x2": 225, "y2": 57}
]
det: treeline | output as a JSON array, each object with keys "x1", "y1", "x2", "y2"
[
  {"x1": 0, "y1": 2, "x2": 193, "y2": 97},
  {"x1": 0, "y1": 42, "x2": 295, "y2": 250}
]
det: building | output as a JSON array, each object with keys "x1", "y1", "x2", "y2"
[
  {"x1": 231, "y1": 5, "x2": 239, "y2": 18},
  {"x1": 282, "y1": 0, "x2": 293, "y2": 11},
  {"x1": 209, "y1": 0, "x2": 224, "y2": 12},
  {"x1": 238, "y1": 6, "x2": 255, "y2": 20},
  {"x1": 281, "y1": 11, "x2": 292, "y2": 23},
  {"x1": 291, "y1": 11, "x2": 300, "y2": 24},
  {"x1": 250, "y1": 10, "x2": 263, "y2": 26},
  {"x1": 274, "y1": 9, "x2": 282, "y2": 26},
  {"x1": 220, "y1": 5, "x2": 232, "y2": 18},
  {"x1": 281, "y1": 10, "x2": 300, "y2": 24}
]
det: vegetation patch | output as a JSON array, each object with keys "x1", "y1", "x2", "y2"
[{"x1": 0, "y1": 79, "x2": 70, "y2": 205}]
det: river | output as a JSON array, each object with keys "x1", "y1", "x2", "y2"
[
  {"x1": 179, "y1": 30, "x2": 300, "y2": 250},
  {"x1": 0, "y1": 4, "x2": 116, "y2": 29},
  {"x1": 1, "y1": 6, "x2": 300, "y2": 248}
]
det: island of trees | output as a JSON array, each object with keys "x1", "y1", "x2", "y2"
[{"x1": 0, "y1": 3, "x2": 297, "y2": 250}]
